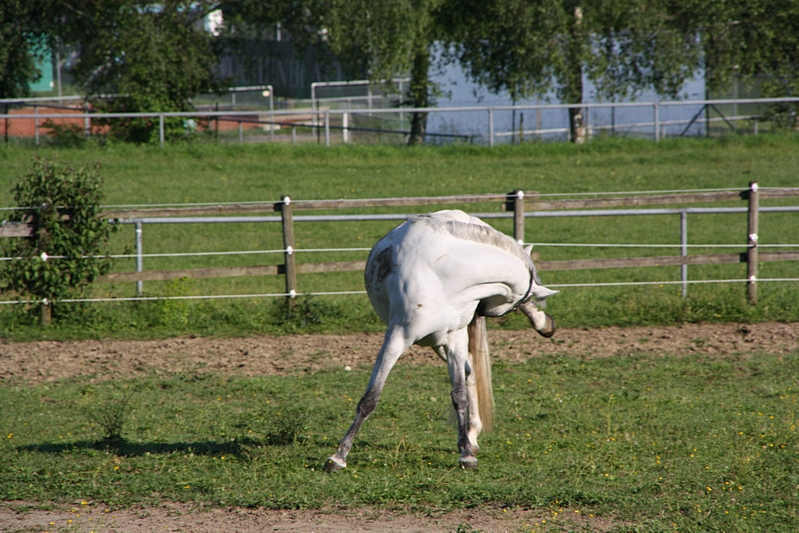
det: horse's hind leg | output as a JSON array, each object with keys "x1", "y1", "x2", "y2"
[
  {"x1": 444, "y1": 329, "x2": 479, "y2": 469},
  {"x1": 464, "y1": 351, "x2": 482, "y2": 453},
  {"x1": 326, "y1": 326, "x2": 409, "y2": 472}
]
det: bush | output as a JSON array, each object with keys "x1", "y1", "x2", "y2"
[{"x1": 0, "y1": 158, "x2": 117, "y2": 324}]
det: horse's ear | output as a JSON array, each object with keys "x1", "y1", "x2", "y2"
[
  {"x1": 524, "y1": 244, "x2": 534, "y2": 256},
  {"x1": 532, "y1": 284, "x2": 559, "y2": 299}
]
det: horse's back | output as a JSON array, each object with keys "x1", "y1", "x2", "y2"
[{"x1": 364, "y1": 211, "x2": 529, "y2": 331}]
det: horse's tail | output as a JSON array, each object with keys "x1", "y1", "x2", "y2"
[{"x1": 468, "y1": 314, "x2": 494, "y2": 432}]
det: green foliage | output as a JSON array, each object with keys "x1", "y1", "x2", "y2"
[
  {"x1": 53, "y1": 0, "x2": 226, "y2": 144},
  {"x1": 0, "y1": 1, "x2": 50, "y2": 98},
  {"x1": 0, "y1": 158, "x2": 116, "y2": 312},
  {"x1": 153, "y1": 278, "x2": 195, "y2": 329},
  {"x1": 697, "y1": 0, "x2": 799, "y2": 99},
  {"x1": 41, "y1": 120, "x2": 88, "y2": 148},
  {"x1": 1, "y1": 352, "x2": 797, "y2": 530}
]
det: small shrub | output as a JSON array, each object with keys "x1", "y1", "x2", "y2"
[
  {"x1": 266, "y1": 405, "x2": 309, "y2": 445},
  {"x1": 80, "y1": 386, "x2": 134, "y2": 447},
  {"x1": 41, "y1": 120, "x2": 87, "y2": 148},
  {"x1": 154, "y1": 277, "x2": 194, "y2": 328}
]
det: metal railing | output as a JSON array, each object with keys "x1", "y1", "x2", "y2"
[{"x1": 2, "y1": 97, "x2": 797, "y2": 148}]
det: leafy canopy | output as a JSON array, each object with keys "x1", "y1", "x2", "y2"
[{"x1": 53, "y1": 0, "x2": 228, "y2": 143}]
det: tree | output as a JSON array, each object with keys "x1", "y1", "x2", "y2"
[
  {"x1": 693, "y1": 0, "x2": 799, "y2": 99},
  {"x1": 1, "y1": 159, "x2": 117, "y2": 325},
  {"x1": 226, "y1": 0, "x2": 799, "y2": 144},
  {"x1": 315, "y1": 0, "x2": 444, "y2": 144},
  {"x1": 225, "y1": 0, "x2": 445, "y2": 145},
  {"x1": 52, "y1": 1, "x2": 228, "y2": 143},
  {"x1": 439, "y1": 0, "x2": 704, "y2": 142},
  {"x1": 0, "y1": 1, "x2": 52, "y2": 98},
  {"x1": 237, "y1": 0, "x2": 705, "y2": 144}
]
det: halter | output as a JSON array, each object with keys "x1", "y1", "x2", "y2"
[{"x1": 479, "y1": 267, "x2": 535, "y2": 318}]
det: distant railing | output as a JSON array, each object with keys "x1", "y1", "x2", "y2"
[{"x1": 2, "y1": 97, "x2": 797, "y2": 148}]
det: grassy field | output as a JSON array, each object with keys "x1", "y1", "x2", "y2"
[
  {"x1": 1, "y1": 137, "x2": 798, "y2": 531},
  {"x1": 1, "y1": 351, "x2": 797, "y2": 531},
  {"x1": 1, "y1": 134, "x2": 799, "y2": 340}
]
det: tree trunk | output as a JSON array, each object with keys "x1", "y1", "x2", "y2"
[
  {"x1": 408, "y1": 43, "x2": 431, "y2": 146},
  {"x1": 565, "y1": 6, "x2": 586, "y2": 144}
]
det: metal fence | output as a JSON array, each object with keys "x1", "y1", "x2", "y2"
[
  {"x1": 2, "y1": 97, "x2": 797, "y2": 148},
  {"x1": 2, "y1": 185, "x2": 799, "y2": 307}
]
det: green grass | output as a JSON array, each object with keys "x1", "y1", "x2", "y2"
[
  {"x1": 2, "y1": 136, "x2": 799, "y2": 529},
  {"x1": 1, "y1": 134, "x2": 799, "y2": 339},
  {"x1": 1, "y1": 352, "x2": 797, "y2": 531}
]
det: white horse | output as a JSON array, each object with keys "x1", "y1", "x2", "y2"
[{"x1": 325, "y1": 210, "x2": 557, "y2": 471}]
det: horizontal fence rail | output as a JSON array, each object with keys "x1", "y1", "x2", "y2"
[{"x1": 2, "y1": 185, "x2": 799, "y2": 307}]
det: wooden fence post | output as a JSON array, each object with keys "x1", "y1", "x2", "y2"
[
  {"x1": 747, "y1": 182, "x2": 759, "y2": 305},
  {"x1": 511, "y1": 190, "x2": 525, "y2": 244},
  {"x1": 280, "y1": 196, "x2": 297, "y2": 311}
]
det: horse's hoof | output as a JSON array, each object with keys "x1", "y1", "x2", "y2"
[
  {"x1": 539, "y1": 315, "x2": 556, "y2": 338},
  {"x1": 458, "y1": 456, "x2": 478, "y2": 470},
  {"x1": 325, "y1": 456, "x2": 346, "y2": 472}
]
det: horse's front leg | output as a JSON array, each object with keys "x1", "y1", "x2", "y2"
[
  {"x1": 444, "y1": 329, "x2": 478, "y2": 469},
  {"x1": 325, "y1": 326, "x2": 409, "y2": 472}
]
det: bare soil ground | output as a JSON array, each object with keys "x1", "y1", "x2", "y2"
[
  {"x1": 2, "y1": 321, "x2": 798, "y2": 532},
  {"x1": 3, "y1": 322, "x2": 798, "y2": 385}
]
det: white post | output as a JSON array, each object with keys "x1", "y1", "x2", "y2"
[
  {"x1": 135, "y1": 221, "x2": 143, "y2": 297},
  {"x1": 488, "y1": 108, "x2": 494, "y2": 148},
  {"x1": 325, "y1": 111, "x2": 330, "y2": 146},
  {"x1": 56, "y1": 46, "x2": 63, "y2": 102},
  {"x1": 159, "y1": 115, "x2": 165, "y2": 148},
  {"x1": 343, "y1": 112, "x2": 349, "y2": 144},
  {"x1": 269, "y1": 85, "x2": 275, "y2": 141},
  {"x1": 680, "y1": 210, "x2": 688, "y2": 298},
  {"x1": 654, "y1": 102, "x2": 660, "y2": 142},
  {"x1": 398, "y1": 79, "x2": 405, "y2": 128},
  {"x1": 84, "y1": 102, "x2": 90, "y2": 137},
  {"x1": 238, "y1": 121, "x2": 243, "y2": 143}
]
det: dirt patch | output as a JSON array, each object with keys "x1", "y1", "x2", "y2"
[
  {"x1": 2, "y1": 322, "x2": 797, "y2": 385},
  {"x1": 0, "y1": 501, "x2": 618, "y2": 533},
  {"x1": 1, "y1": 321, "x2": 797, "y2": 532}
]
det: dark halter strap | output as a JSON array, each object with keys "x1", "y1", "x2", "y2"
[{"x1": 479, "y1": 267, "x2": 535, "y2": 318}]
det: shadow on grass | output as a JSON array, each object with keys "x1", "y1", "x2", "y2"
[{"x1": 16, "y1": 437, "x2": 264, "y2": 457}]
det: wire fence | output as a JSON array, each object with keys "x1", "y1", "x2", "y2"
[{"x1": 1, "y1": 185, "x2": 798, "y2": 307}]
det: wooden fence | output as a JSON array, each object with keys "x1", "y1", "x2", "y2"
[{"x1": 2, "y1": 184, "x2": 799, "y2": 306}]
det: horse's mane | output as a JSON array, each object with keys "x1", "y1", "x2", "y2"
[{"x1": 414, "y1": 213, "x2": 535, "y2": 270}]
